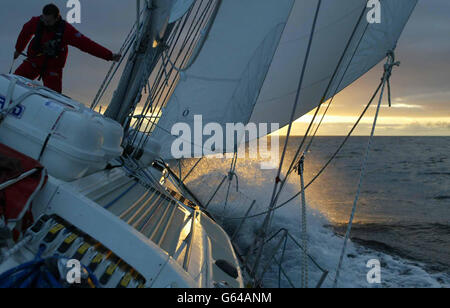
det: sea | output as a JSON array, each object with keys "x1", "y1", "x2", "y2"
[{"x1": 180, "y1": 136, "x2": 450, "y2": 288}]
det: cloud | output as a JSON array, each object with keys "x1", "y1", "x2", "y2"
[
  {"x1": 407, "y1": 121, "x2": 450, "y2": 130},
  {"x1": 370, "y1": 103, "x2": 424, "y2": 109},
  {"x1": 285, "y1": 116, "x2": 450, "y2": 136},
  {"x1": 393, "y1": 91, "x2": 450, "y2": 104}
]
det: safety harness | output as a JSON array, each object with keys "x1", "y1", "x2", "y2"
[{"x1": 31, "y1": 17, "x2": 66, "y2": 80}]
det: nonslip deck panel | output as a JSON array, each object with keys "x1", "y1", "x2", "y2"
[{"x1": 97, "y1": 181, "x2": 190, "y2": 258}]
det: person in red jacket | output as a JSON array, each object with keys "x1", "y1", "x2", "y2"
[{"x1": 13, "y1": 4, "x2": 121, "y2": 93}]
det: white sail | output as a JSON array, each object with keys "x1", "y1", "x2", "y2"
[
  {"x1": 151, "y1": 0, "x2": 418, "y2": 158},
  {"x1": 250, "y1": 0, "x2": 417, "y2": 125}
]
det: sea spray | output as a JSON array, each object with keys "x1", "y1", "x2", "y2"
[{"x1": 179, "y1": 151, "x2": 448, "y2": 288}]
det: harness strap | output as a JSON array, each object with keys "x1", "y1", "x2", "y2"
[{"x1": 32, "y1": 18, "x2": 66, "y2": 80}]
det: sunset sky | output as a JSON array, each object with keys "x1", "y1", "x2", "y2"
[
  {"x1": 0, "y1": 0, "x2": 448, "y2": 136},
  {"x1": 279, "y1": 0, "x2": 450, "y2": 136}
]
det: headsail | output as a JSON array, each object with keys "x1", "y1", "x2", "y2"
[{"x1": 147, "y1": 0, "x2": 418, "y2": 158}]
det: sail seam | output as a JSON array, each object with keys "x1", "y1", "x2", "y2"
[{"x1": 246, "y1": 0, "x2": 297, "y2": 125}]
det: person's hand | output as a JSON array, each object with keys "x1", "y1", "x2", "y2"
[
  {"x1": 111, "y1": 53, "x2": 121, "y2": 62},
  {"x1": 14, "y1": 51, "x2": 20, "y2": 60}
]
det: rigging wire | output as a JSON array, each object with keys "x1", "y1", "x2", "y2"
[
  {"x1": 333, "y1": 51, "x2": 400, "y2": 288},
  {"x1": 293, "y1": 21, "x2": 371, "y2": 173},
  {"x1": 130, "y1": 0, "x2": 218, "y2": 151},
  {"x1": 179, "y1": 0, "x2": 370, "y2": 225},
  {"x1": 90, "y1": 1, "x2": 377, "y2": 226},
  {"x1": 128, "y1": 14, "x2": 188, "y2": 143},
  {"x1": 220, "y1": 79, "x2": 383, "y2": 221},
  {"x1": 269, "y1": 5, "x2": 371, "y2": 219},
  {"x1": 129, "y1": 7, "x2": 193, "y2": 138},
  {"x1": 90, "y1": 9, "x2": 145, "y2": 110},
  {"x1": 176, "y1": 3, "x2": 372, "y2": 225},
  {"x1": 171, "y1": 6, "x2": 370, "y2": 232},
  {"x1": 140, "y1": 0, "x2": 216, "y2": 141},
  {"x1": 182, "y1": 157, "x2": 204, "y2": 182},
  {"x1": 221, "y1": 151, "x2": 239, "y2": 222},
  {"x1": 297, "y1": 156, "x2": 308, "y2": 288},
  {"x1": 266, "y1": 0, "x2": 323, "y2": 227},
  {"x1": 251, "y1": 0, "x2": 323, "y2": 281}
]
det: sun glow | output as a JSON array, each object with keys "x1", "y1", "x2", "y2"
[{"x1": 272, "y1": 114, "x2": 450, "y2": 136}]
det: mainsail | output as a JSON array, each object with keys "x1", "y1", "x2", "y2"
[
  {"x1": 146, "y1": 0, "x2": 417, "y2": 158},
  {"x1": 105, "y1": 0, "x2": 175, "y2": 125}
]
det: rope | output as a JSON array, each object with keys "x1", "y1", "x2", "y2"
[
  {"x1": 251, "y1": 0, "x2": 323, "y2": 280},
  {"x1": 171, "y1": 1, "x2": 372, "y2": 225},
  {"x1": 298, "y1": 13, "x2": 371, "y2": 166},
  {"x1": 272, "y1": 82, "x2": 384, "y2": 212},
  {"x1": 222, "y1": 151, "x2": 239, "y2": 222},
  {"x1": 182, "y1": 157, "x2": 204, "y2": 182},
  {"x1": 209, "y1": 77, "x2": 383, "y2": 223},
  {"x1": 297, "y1": 156, "x2": 308, "y2": 288},
  {"x1": 129, "y1": 0, "x2": 218, "y2": 150},
  {"x1": 268, "y1": 0, "x2": 323, "y2": 215},
  {"x1": 215, "y1": 12, "x2": 376, "y2": 222},
  {"x1": 333, "y1": 50, "x2": 400, "y2": 288},
  {"x1": 90, "y1": 37, "x2": 135, "y2": 111},
  {"x1": 135, "y1": 0, "x2": 218, "y2": 150},
  {"x1": 0, "y1": 235, "x2": 32, "y2": 264},
  {"x1": 0, "y1": 244, "x2": 100, "y2": 288},
  {"x1": 0, "y1": 80, "x2": 64, "y2": 125},
  {"x1": 206, "y1": 78, "x2": 385, "y2": 227},
  {"x1": 0, "y1": 169, "x2": 39, "y2": 191},
  {"x1": 130, "y1": 4, "x2": 199, "y2": 139},
  {"x1": 90, "y1": 9, "x2": 144, "y2": 110},
  {"x1": 269, "y1": 4, "x2": 371, "y2": 214},
  {"x1": 163, "y1": 0, "x2": 220, "y2": 73}
]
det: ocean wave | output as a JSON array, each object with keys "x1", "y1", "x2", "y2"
[{"x1": 180, "y1": 154, "x2": 449, "y2": 288}]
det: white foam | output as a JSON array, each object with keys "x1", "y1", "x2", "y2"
[{"x1": 183, "y1": 156, "x2": 449, "y2": 288}]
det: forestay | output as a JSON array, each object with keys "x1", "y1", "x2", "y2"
[{"x1": 150, "y1": 0, "x2": 418, "y2": 158}]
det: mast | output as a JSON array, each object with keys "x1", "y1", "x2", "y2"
[{"x1": 105, "y1": 0, "x2": 175, "y2": 126}]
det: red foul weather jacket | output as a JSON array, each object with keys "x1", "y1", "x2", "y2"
[{"x1": 15, "y1": 16, "x2": 113, "y2": 71}]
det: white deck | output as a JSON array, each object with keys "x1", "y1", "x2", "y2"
[{"x1": 1, "y1": 166, "x2": 244, "y2": 288}]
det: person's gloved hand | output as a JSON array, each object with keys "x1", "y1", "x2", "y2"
[{"x1": 13, "y1": 51, "x2": 20, "y2": 60}]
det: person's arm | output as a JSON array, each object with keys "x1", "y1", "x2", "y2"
[
  {"x1": 66, "y1": 23, "x2": 119, "y2": 61},
  {"x1": 15, "y1": 17, "x2": 38, "y2": 58}
]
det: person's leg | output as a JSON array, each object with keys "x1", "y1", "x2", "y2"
[
  {"x1": 14, "y1": 61, "x2": 39, "y2": 80},
  {"x1": 42, "y1": 69, "x2": 63, "y2": 93}
]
